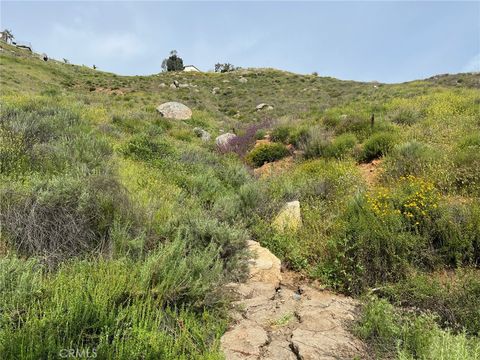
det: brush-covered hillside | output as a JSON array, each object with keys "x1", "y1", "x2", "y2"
[{"x1": 1, "y1": 43, "x2": 480, "y2": 359}]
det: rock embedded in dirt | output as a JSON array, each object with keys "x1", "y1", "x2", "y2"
[
  {"x1": 215, "y1": 132, "x2": 236, "y2": 147},
  {"x1": 156, "y1": 102, "x2": 192, "y2": 120},
  {"x1": 272, "y1": 200, "x2": 302, "y2": 232},
  {"x1": 221, "y1": 240, "x2": 367, "y2": 360},
  {"x1": 193, "y1": 127, "x2": 211, "y2": 141}
]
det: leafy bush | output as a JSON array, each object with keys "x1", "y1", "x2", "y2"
[
  {"x1": 361, "y1": 132, "x2": 397, "y2": 162},
  {"x1": 325, "y1": 133, "x2": 357, "y2": 159},
  {"x1": 381, "y1": 270, "x2": 480, "y2": 336},
  {"x1": 1, "y1": 174, "x2": 136, "y2": 266},
  {"x1": 0, "y1": 245, "x2": 228, "y2": 359},
  {"x1": 246, "y1": 143, "x2": 289, "y2": 167},
  {"x1": 122, "y1": 134, "x2": 174, "y2": 161},
  {"x1": 383, "y1": 141, "x2": 439, "y2": 179},
  {"x1": 453, "y1": 146, "x2": 480, "y2": 195},
  {"x1": 390, "y1": 107, "x2": 422, "y2": 125},
  {"x1": 255, "y1": 129, "x2": 266, "y2": 140},
  {"x1": 270, "y1": 126, "x2": 291, "y2": 144},
  {"x1": 301, "y1": 126, "x2": 331, "y2": 159},
  {"x1": 357, "y1": 296, "x2": 480, "y2": 360}
]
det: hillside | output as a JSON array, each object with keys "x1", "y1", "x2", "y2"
[{"x1": 1, "y1": 42, "x2": 480, "y2": 359}]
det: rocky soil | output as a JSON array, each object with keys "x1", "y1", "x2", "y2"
[{"x1": 221, "y1": 240, "x2": 367, "y2": 360}]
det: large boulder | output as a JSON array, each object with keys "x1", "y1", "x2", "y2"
[
  {"x1": 215, "y1": 133, "x2": 236, "y2": 147},
  {"x1": 272, "y1": 200, "x2": 302, "y2": 232},
  {"x1": 156, "y1": 102, "x2": 192, "y2": 120}
]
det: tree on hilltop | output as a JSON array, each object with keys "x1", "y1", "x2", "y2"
[
  {"x1": 214, "y1": 63, "x2": 238, "y2": 73},
  {"x1": 161, "y1": 50, "x2": 184, "y2": 72}
]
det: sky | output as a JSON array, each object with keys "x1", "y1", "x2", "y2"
[{"x1": 1, "y1": 1, "x2": 479, "y2": 83}]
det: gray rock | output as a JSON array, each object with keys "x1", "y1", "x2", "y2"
[
  {"x1": 193, "y1": 127, "x2": 211, "y2": 141},
  {"x1": 215, "y1": 133, "x2": 236, "y2": 147},
  {"x1": 212, "y1": 87, "x2": 220, "y2": 94},
  {"x1": 156, "y1": 102, "x2": 192, "y2": 120},
  {"x1": 159, "y1": 83, "x2": 166, "y2": 88},
  {"x1": 169, "y1": 83, "x2": 177, "y2": 89},
  {"x1": 238, "y1": 77, "x2": 248, "y2": 83},
  {"x1": 178, "y1": 83, "x2": 189, "y2": 88},
  {"x1": 256, "y1": 103, "x2": 273, "y2": 111},
  {"x1": 173, "y1": 80, "x2": 179, "y2": 87}
]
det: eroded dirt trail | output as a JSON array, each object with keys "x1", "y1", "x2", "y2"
[{"x1": 221, "y1": 241, "x2": 367, "y2": 360}]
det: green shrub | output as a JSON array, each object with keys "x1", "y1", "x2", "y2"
[
  {"x1": 246, "y1": 143, "x2": 289, "y2": 167},
  {"x1": 383, "y1": 141, "x2": 439, "y2": 179},
  {"x1": 453, "y1": 146, "x2": 480, "y2": 195},
  {"x1": 122, "y1": 134, "x2": 174, "y2": 161},
  {"x1": 270, "y1": 126, "x2": 291, "y2": 144},
  {"x1": 288, "y1": 127, "x2": 309, "y2": 147},
  {"x1": 0, "y1": 174, "x2": 136, "y2": 267},
  {"x1": 356, "y1": 297, "x2": 401, "y2": 354},
  {"x1": 390, "y1": 107, "x2": 422, "y2": 126},
  {"x1": 325, "y1": 133, "x2": 357, "y2": 159},
  {"x1": 0, "y1": 249, "x2": 228, "y2": 359},
  {"x1": 255, "y1": 129, "x2": 266, "y2": 140},
  {"x1": 381, "y1": 270, "x2": 480, "y2": 336},
  {"x1": 361, "y1": 132, "x2": 397, "y2": 162},
  {"x1": 357, "y1": 296, "x2": 480, "y2": 360},
  {"x1": 302, "y1": 126, "x2": 331, "y2": 159}
]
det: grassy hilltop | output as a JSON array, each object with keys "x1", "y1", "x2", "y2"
[{"x1": 1, "y1": 43, "x2": 479, "y2": 359}]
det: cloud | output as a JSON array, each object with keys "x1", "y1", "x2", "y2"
[{"x1": 462, "y1": 53, "x2": 480, "y2": 72}]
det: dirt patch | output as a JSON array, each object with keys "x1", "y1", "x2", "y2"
[
  {"x1": 93, "y1": 87, "x2": 126, "y2": 95},
  {"x1": 221, "y1": 241, "x2": 367, "y2": 360},
  {"x1": 253, "y1": 156, "x2": 295, "y2": 179},
  {"x1": 358, "y1": 159, "x2": 383, "y2": 186}
]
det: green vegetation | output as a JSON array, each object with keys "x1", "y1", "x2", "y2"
[
  {"x1": 246, "y1": 143, "x2": 289, "y2": 167},
  {"x1": 1, "y1": 42, "x2": 479, "y2": 358},
  {"x1": 356, "y1": 296, "x2": 480, "y2": 359}
]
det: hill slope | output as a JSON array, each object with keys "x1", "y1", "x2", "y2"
[{"x1": 1, "y1": 42, "x2": 479, "y2": 359}]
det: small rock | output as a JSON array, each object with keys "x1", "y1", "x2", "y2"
[
  {"x1": 156, "y1": 101, "x2": 192, "y2": 120},
  {"x1": 170, "y1": 83, "x2": 177, "y2": 89},
  {"x1": 256, "y1": 103, "x2": 273, "y2": 111},
  {"x1": 222, "y1": 79, "x2": 230, "y2": 83},
  {"x1": 238, "y1": 77, "x2": 248, "y2": 83},
  {"x1": 178, "y1": 83, "x2": 189, "y2": 88},
  {"x1": 173, "y1": 80, "x2": 179, "y2": 87},
  {"x1": 212, "y1": 87, "x2": 220, "y2": 94},
  {"x1": 159, "y1": 83, "x2": 166, "y2": 87},
  {"x1": 193, "y1": 127, "x2": 211, "y2": 141}
]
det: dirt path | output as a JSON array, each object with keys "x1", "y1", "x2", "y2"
[{"x1": 221, "y1": 241, "x2": 367, "y2": 360}]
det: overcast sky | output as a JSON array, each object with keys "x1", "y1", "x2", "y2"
[{"x1": 1, "y1": 1, "x2": 479, "y2": 83}]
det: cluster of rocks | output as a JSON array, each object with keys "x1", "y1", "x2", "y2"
[
  {"x1": 158, "y1": 80, "x2": 197, "y2": 90},
  {"x1": 155, "y1": 102, "x2": 239, "y2": 146},
  {"x1": 220, "y1": 240, "x2": 366, "y2": 360}
]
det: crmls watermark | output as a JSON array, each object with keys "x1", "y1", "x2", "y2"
[{"x1": 58, "y1": 348, "x2": 97, "y2": 358}]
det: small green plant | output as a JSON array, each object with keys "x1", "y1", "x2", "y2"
[
  {"x1": 361, "y1": 132, "x2": 397, "y2": 162},
  {"x1": 270, "y1": 126, "x2": 291, "y2": 144},
  {"x1": 246, "y1": 143, "x2": 289, "y2": 167}
]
